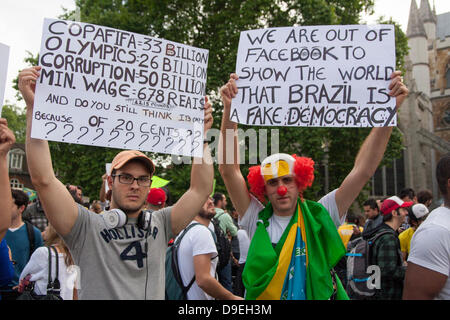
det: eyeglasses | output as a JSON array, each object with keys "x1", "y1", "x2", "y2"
[{"x1": 112, "y1": 174, "x2": 152, "y2": 187}]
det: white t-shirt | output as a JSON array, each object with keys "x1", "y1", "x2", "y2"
[
  {"x1": 176, "y1": 221, "x2": 218, "y2": 300},
  {"x1": 237, "y1": 229, "x2": 250, "y2": 264},
  {"x1": 239, "y1": 189, "x2": 344, "y2": 243},
  {"x1": 19, "y1": 247, "x2": 79, "y2": 300},
  {"x1": 408, "y1": 206, "x2": 450, "y2": 300}
]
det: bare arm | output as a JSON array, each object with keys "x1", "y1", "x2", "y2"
[
  {"x1": 218, "y1": 74, "x2": 252, "y2": 218},
  {"x1": 19, "y1": 66, "x2": 78, "y2": 236},
  {"x1": 335, "y1": 71, "x2": 409, "y2": 218},
  {"x1": 403, "y1": 262, "x2": 447, "y2": 300},
  {"x1": 194, "y1": 254, "x2": 242, "y2": 300},
  {"x1": 170, "y1": 97, "x2": 214, "y2": 235},
  {"x1": 0, "y1": 118, "x2": 15, "y2": 240}
]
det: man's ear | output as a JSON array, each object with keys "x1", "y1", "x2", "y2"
[
  {"x1": 107, "y1": 175, "x2": 113, "y2": 190},
  {"x1": 19, "y1": 205, "x2": 26, "y2": 214}
]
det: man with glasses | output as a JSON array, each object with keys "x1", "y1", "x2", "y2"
[{"x1": 18, "y1": 66, "x2": 214, "y2": 300}]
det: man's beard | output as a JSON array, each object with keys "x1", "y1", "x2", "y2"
[{"x1": 198, "y1": 208, "x2": 214, "y2": 220}]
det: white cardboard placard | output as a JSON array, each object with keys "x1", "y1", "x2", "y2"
[
  {"x1": 32, "y1": 19, "x2": 208, "y2": 157},
  {"x1": 231, "y1": 25, "x2": 396, "y2": 127}
]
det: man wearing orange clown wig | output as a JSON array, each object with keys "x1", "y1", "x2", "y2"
[{"x1": 218, "y1": 72, "x2": 409, "y2": 300}]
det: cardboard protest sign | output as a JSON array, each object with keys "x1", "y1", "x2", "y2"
[
  {"x1": 231, "y1": 25, "x2": 396, "y2": 127},
  {"x1": 32, "y1": 19, "x2": 208, "y2": 157},
  {"x1": 0, "y1": 43, "x2": 10, "y2": 113}
]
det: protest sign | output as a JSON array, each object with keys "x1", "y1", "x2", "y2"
[
  {"x1": 231, "y1": 25, "x2": 396, "y2": 127},
  {"x1": 0, "y1": 43, "x2": 10, "y2": 113},
  {"x1": 32, "y1": 19, "x2": 208, "y2": 157}
]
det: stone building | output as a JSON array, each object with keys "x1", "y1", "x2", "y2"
[{"x1": 370, "y1": 0, "x2": 450, "y2": 205}]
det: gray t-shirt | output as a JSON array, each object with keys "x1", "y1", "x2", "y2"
[{"x1": 63, "y1": 204, "x2": 172, "y2": 300}]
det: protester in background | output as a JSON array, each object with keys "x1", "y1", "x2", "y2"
[
  {"x1": 399, "y1": 203, "x2": 429, "y2": 264},
  {"x1": 364, "y1": 196, "x2": 412, "y2": 300},
  {"x1": 18, "y1": 224, "x2": 79, "y2": 300},
  {"x1": 90, "y1": 201, "x2": 103, "y2": 214},
  {"x1": 403, "y1": 154, "x2": 450, "y2": 300},
  {"x1": 218, "y1": 71, "x2": 408, "y2": 300},
  {"x1": 0, "y1": 118, "x2": 14, "y2": 242},
  {"x1": 146, "y1": 188, "x2": 167, "y2": 212},
  {"x1": 338, "y1": 211, "x2": 364, "y2": 249},
  {"x1": 22, "y1": 197, "x2": 48, "y2": 232},
  {"x1": 176, "y1": 197, "x2": 242, "y2": 300},
  {"x1": 19, "y1": 65, "x2": 214, "y2": 300},
  {"x1": 361, "y1": 198, "x2": 382, "y2": 239},
  {"x1": 212, "y1": 192, "x2": 236, "y2": 292},
  {"x1": 66, "y1": 184, "x2": 83, "y2": 205},
  {"x1": 399, "y1": 188, "x2": 417, "y2": 203},
  {"x1": 3, "y1": 189, "x2": 43, "y2": 299},
  {"x1": 416, "y1": 190, "x2": 433, "y2": 208}
]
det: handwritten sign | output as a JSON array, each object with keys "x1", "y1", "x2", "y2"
[
  {"x1": 0, "y1": 43, "x2": 10, "y2": 113},
  {"x1": 32, "y1": 19, "x2": 208, "y2": 157},
  {"x1": 231, "y1": 25, "x2": 396, "y2": 127}
]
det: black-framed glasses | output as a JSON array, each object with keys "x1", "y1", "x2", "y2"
[{"x1": 111, "y1": 174, "x2": 152, "y2": 187}]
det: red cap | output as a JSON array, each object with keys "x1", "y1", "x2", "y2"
[
  {"x1": 380, "y1": 196, "x2": 413, "y2": 215},
  {"x1": 147, "y1": 188, "x2": 166, "y2": 205}
]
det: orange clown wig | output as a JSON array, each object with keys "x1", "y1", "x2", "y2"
[{"x1": 247, "y1": 153, "x2": 315, "y2": 202}]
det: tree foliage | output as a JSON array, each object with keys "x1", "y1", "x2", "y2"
[{"x1": 13, "y1": 0, "x2": 409, "y2": 205}]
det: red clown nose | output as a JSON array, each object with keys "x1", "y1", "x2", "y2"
[{"x1": 277, "y1": 186, "x2": 287, "y2": 196}]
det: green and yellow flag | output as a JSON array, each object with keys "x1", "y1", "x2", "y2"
[{"x1": 242, "y1": 198, "x2": 349, "y2": 300}]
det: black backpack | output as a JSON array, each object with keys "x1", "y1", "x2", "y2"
[
  {"x1": 17, "y1": 246, "x2": 63, "y2": 300},
  {"x1": 24, "y1": 221, "x2": 36, "y2": 259},
  {"x1": 165, "y1": 223, "x2": 200, "y2": 300},
  {"x1": 346, "y1": 230, "x2": 395, "y2": 299},
  {"x1": 211, "y1": 214, "x2": 231, "y2": 272}
]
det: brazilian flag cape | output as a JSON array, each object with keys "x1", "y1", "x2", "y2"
[{"x1": 242, "y1": 197, "x2": 349, "y2": 300}]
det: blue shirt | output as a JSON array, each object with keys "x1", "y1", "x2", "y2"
[{"x1": 4, "y1": 223, "x2": 43, "y2": 286}]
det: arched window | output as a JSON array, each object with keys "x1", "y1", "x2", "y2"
[
  {"x1": 10, "y1": 178, "x2": 23, "y2": 189},
  {"x1": 8, "y1": 148, "x2": 25, "y2": 170}
]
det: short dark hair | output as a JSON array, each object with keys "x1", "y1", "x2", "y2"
[
  {"x1": 212, "y1": 193, "x2": 224, "y2": 206},
  {"x1": 436, "y1": 153, "x2": 450, "y2": 196},
  {"x1": 346, "y1": 211, "x2": 363, "y2": 225},
  {"x1": 399, "y1": 188, "x2": 415, "y2": 200},
  {"x1": 12, "y1": 189, "x2": 29, "y2": 211},
  {"x1": 363, "y1": 199, "x2": 378, "y2": 210},
  {"x1": 417, "y1": 190, "x2": 433, "y2": 204}
]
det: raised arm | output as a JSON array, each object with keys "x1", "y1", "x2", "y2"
[
  {"x1": 19, "y1": 66, "x2": 78, "y2": 236},
  {"x1": 218, "y1": 74, "x2": 252, "y2": 218},
  {"x1": 0, "y1": 118, "x2": 15, "y2": 241},
  {"x1": 170, "y1": 97, "x2": 214, "y2": 235},
  {"x1": 335, "y1": 71, "x2": 409, "y2": 218}
]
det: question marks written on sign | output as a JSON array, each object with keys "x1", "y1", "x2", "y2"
[
  {"x1": 31, "y1": 18, "x2": 208, "y2": 157},
  {"x1": 230, "y1": 25, "x2": 396, "y2": 128}
]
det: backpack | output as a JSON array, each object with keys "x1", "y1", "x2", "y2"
[
  {"x1": 165, "y1": 223, "x2": 200, "y2": 300},
  {"x1": 211, "y1": 215, "x2": 231, "y2": 272},
  {"x1": 345, "y1": 230, "x2": 394, "y2": 299},
  {"x1": 24, "y1": 221, "x2": 36, "y2": 259}
]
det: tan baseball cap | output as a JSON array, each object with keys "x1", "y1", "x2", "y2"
[{"x1": 109, "y1": 150, "x2": 155, "y2": 176}]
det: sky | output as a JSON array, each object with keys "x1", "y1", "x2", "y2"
[{"x1": 1, "y1": 0, "x2": 450, "y2": 109}]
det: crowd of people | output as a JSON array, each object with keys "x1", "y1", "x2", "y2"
[{"x1": 0, "y1": 67, "x2": 448, "y2": 301}]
